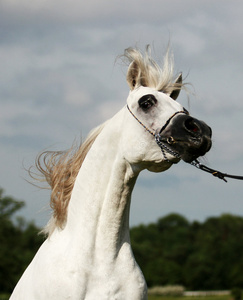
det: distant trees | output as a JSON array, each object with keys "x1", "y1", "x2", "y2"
[
  {"x1": 131, "y1": 213, "x2": 243, "y2": 290},
  {"x1": 0, "y1": 189, "x2": 43, "y2": 294},
  {"x1": 1, "y1": 187, "x2": 243, "y2": 294}
]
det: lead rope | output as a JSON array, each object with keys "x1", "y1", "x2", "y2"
[
  {"x1": 190, "y1": 159, "x2": 243, "y2": 183},
  {"x1": 127, "y1": 105, "x2": 243, "y2": 183}
]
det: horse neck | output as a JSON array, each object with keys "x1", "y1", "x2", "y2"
[{"x1": 64, "y1": 109, "x2": 139, "y2": 255}]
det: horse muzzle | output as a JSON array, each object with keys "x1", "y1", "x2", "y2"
[{"x1": 158, "y1": 114, "x2": 212, "y2": 163}]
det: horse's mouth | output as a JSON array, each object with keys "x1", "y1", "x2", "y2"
[{"x1": 160, "y1": 135, "x2": 212, "y2": 163}]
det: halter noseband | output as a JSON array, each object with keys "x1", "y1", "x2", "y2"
[{"x1": 127, "y1": 105, "x2": 243, "y2": 182}]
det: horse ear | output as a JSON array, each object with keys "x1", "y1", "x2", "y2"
[
  {"x1": 168, "y1": 73, "x2": 182, "y2": 101},
  {"x1": 126, "y1": 61, "x2": 141, "y2": 90}
]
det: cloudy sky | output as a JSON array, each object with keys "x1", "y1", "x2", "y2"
[{"x1": 1, "y1": 0, "x2": 243, "y2": 228}]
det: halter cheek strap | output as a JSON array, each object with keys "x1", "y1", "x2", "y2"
[{"x1": 126, "y1": 105, "x2": 156, "y2": 137}]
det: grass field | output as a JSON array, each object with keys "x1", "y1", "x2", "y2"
[
  {"x1": 148, "y1": 296, "x2": 231, "y2": 300},
  {"x1": 0, "y1": 295, "x2": 233, "y2": 300},
  {"x1": 0, "y1": 293, "x2": 233, "y2": 300}
]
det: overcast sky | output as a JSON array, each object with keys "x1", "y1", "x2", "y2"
[{"x1": 1, "y1": 0, "x2": 243, "y2": 228}]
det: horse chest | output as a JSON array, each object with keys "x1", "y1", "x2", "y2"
[
  {"x1": 14, "y1": 237, "x2": 147, "y2": 300},
  {"x1": 78, "y1": 258, "x2": 147, "y2": 300},
  {"x1": 68, "y1": 242, "x2": 148, "y2": 299}
]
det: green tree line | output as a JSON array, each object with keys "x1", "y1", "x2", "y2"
[
  {"x1": 0, "y1": 189, "x2": 44, "y2": 294},
  {"x1": 131, "y1": 213, "x2": 243, "y2": 290},
  {"x1": 1, "y1": 188, "x2": 243, "y2": 294}
]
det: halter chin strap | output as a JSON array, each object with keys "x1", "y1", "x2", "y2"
[{"x1": 127, "y1": 105, "x2": 243, "y2": 183}]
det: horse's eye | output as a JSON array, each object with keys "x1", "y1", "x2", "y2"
[
  {"x1": 141, "y1": 100, "x2": 152, "y2": 110},
  {"x1": 138, "y1": 95, "x2": 157, "y2": 112}
]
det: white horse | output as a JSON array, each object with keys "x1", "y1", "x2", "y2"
[{"x1": 10, "y1": 46, "x2": 212, "y2": 300}]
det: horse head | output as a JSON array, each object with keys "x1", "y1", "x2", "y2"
[{"x1": 123, "y1": 47, "x2": 212, "y2": 172}]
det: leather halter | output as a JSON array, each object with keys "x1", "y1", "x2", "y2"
[{"x1": 127, "y1": 105, "x2": 243, "y2": 182}]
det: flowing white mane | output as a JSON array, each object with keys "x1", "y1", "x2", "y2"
[
  {"x1": 34, "y1": 123, "x2": 107, "y2": 236},
  {"x1": 123, "y1": 45, "x2": 183, "y2": 94}
]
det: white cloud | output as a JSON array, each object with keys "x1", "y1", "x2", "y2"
[
  {"x1": 0, "y1": 102, "x2": 44, "y2": 136},
  {"x1": 64, "y1": 84, "x2": 92, "y2": 107},
  {"x1": 2, "y1": 0, "x2": 240, "y2": 29}
]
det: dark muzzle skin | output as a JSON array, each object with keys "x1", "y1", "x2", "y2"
[{"x1": 160, "y1": 114, "x2": 212, "y2": 163}]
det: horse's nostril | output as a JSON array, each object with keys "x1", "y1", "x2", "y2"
[{"x1": 184, "y1": 118, "x2": 199, "y2": 133}]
